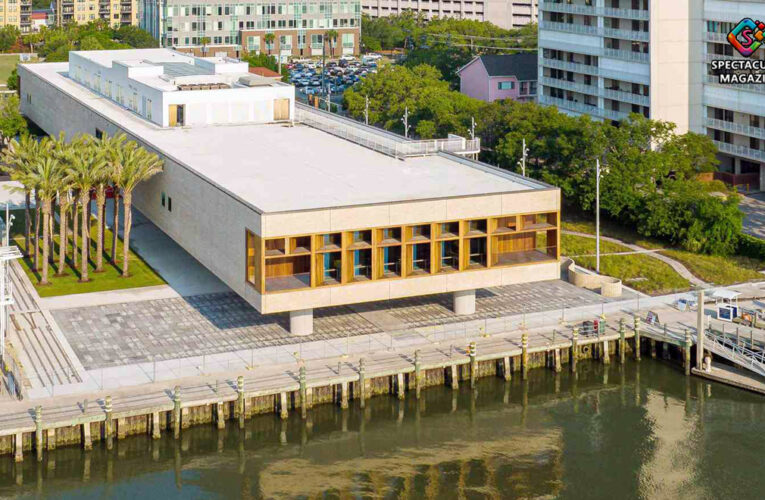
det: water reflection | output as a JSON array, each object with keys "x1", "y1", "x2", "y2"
[{"x1": 0, "y1": 361, "x2": 763, "y2": 499}]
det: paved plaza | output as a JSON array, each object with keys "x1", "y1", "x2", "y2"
[{"x1": 53, "y1": 279, "x2": 621, "y2": 370}]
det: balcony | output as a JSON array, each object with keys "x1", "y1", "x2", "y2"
[
  {"x1": 603, "y1": 47, "x2": 649, "y2": 63},
  {"x1": 540, "y1": 20, "x2": 600, "y2": 37},
  {"x1": 602, "y1": 27, "x2": 649, "y2": 42},
  {"x1": 540, "y1": 94, "x2": 629, "y2": 122},
  {"x1": 540, "y1": 56, "x2": 600, "y2": 77},
  {"x1": 539, "y1": 0, "x2": 597, "y2": 16},
  {"x1": 705, "y1": 118, "x2": 765, "y2": 141},
  {"x1": 601, "y1": 6, "x2": 649, "y2": 20},
  {"x1": 705, "y1": 31, "x2": 729, "y2": 43},
  {"x1": 713, "y1": 141, "x2": 765, "y2": 163},
  {"x1": 540, "y1": 76, "x2": 599, "y2": 98},
  {"x1": 704, "y1": 74, "x2": 765, "y2": 95}
]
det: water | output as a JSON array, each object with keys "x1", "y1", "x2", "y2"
[{"x1": 1, "y1": 360, "x2": 764, "y2": 500}]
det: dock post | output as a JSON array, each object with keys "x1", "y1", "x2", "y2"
[
  {"x1": 414, "y1": 350, "x2": 422, "y2": 399},
  {"x1": 82, "y1": 422, "x2": 92, "y2": 450},
  {"x1": 34, "y1": 406, "x2": 42, "y2": 462},
  {"x1": 554, "y1": 349, "x2": 561, "y2": 373},
  {"x1": 619, "y1": 318, "x2": 626, "y2": 364},
  {"x1": 104, "y1": 395, "x2": 114, "y2": 449},
  {"x1": 684, "y1": 329, "x2": 692, "y2": 376},
  {"x1": 634, "y1": 317, "x2": 641, "y2": 361},
  {"x1": 521, "y1": 333, "x2": 529, "y2": 380},
  {"x1": 662, "y1": 340, "x2": 670, "y2": 360},
  {"x1": 299, "y1": 366, "x2": 308, "y2": 419},
  {"x1": 47, "y1": 428, "x2": 56, "y2": 451},
  {"x1": 14, "y1": 432, "x2": 23, "y2": 462},
  {"x1": 279, "y1": 392, "x2": 289, "y2": 419},
  {"x1": 450, "y1": 365, "x2": 459, "y2": 390},
  {"x1": 469, "y1": 342, "x2": 477, "y2": 388},
  {"x1": 340, "y1": 382, "x2": 349, "y2": 409},
  {"x1": 216, "y1": 402, "x2": 225, "y2": 429},
  {"x1": 237, "y1": 376, "x2": 245, "y2": 429},
  {"x1": 152, "y1": 412, "x2": 161, "y2": 439},
  {"x1": 650, "y1": 339, "x2": 657, "y2": 358},
  {"x1": 173, "y1": 386, "x2": 181, "y2": 439},
  {"x1": 571, "y1": 328, "x2": 579, "y2": 372},
  {"x1": 502, "y1": 357, "x2": 511, "y2": 381},
  {"x1": 602, "y1": 338, "x2": 610, "y2": 364},
  {"x1": 358, "y1": 359, "x2": 366, "y2": 409},
  {"x1": 396, "y1": 373, "x2": 405, "y2": 400}
]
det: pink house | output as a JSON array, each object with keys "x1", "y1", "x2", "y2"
[{"x1": 457, "y1": 54, "x2": 538, "y2": 103}]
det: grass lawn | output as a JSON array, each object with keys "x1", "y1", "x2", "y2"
[
  {"x1": 661, "y1": 250, "x2": 764, "y2": 286},
  {"x1": 561, "y1": 233, "x2": 690, "y2": 295},
  {"x1": 10, "y1": 210, "x2": 165, "y2": 297},
  {"x1": 0, "y1": 54, "x2": 18, "y2": 85},
  {"x1": 562, "y1": 214, "x2": 664, "y2": 250}
]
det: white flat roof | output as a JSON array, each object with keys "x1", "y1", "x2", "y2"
[{"x1": 23, "y1": 62, "x2": 553, "y2": 214}]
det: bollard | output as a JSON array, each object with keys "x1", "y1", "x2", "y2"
[
  {"x1": 237, "y1": 376, "x2": 245, "y2": 429},
  {"x1": 633, "y1": 316, "x2": 641, "y2": 361},
  {"x1": 502, "y1": 356, "x2": 511, "y2": 381},
  {"x1": 173, "y1": 386, "x2": 181, "y2": 439},
  {"x1": 414, "y1": 350, "x2": 422, "y2": 399},
  {"x1": 299, "y1": 366, "x2": 308, "y2": 419},
  {"x1": 619, "y1": 318, "x2": 626, "y2": 364},
  {"x1": 571, "y1": 328, "x2": 579, "y2": 372},
  {"x1": 684, "y1": 329, "x2": 692, "y2": 376},
  {"x1": 521, "y1": 333, "x2": 529, "y2": 380},
  {"x1": 469, "y1": 342, "x2": 477, "y2": 388},
  {"x1": 358, "y1": 359, "x2": 366, "y2": 409},
  {"x1": 35, "y1": 406, "x2": 43, "y2": 462}
]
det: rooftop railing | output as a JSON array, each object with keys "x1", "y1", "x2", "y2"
[{"x1": 295, "y1": 103, "x2": 480, "y2": 158}]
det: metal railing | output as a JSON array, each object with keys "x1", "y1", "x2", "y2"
[
  {"x1": 603, "y1": 47, "x2": 650, "y2": 63},
  {"x1": 704, "y1": 329, "x2": 765, "y2": 378},
  {"x1": 705, "y1": 118, "x2": 765, "y2": 141},
  {"x1": 539, "y1": 95, "x2": 630, "y2": 121},
  {"x1": 704, "y1": 74, "x2": 765, "y2": 95},
  {"x1": 713, "y1": 140, "x2": 765, "y2": 163},
  {"x1": 295, "y1": 104, "x2": 480, "y2": 158},
  {"x1": 540, "y1": 77, "x2": 650, "y2": 107},
  {"x1": 539, "y1": 0, "x2": 649, "y2": 20}
]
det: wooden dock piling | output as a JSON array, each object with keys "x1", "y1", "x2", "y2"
[{"x1": 521, "y1": 334, "x2": 529, "y2": 380}]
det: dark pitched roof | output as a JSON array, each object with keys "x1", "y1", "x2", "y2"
[{"x1": 478, "y1": 53, "x2": 538, "y2": 80}]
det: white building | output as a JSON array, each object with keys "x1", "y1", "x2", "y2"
[
  {"x1": 538, "y1": 0, "x2": 765, "y2": 191},
  {"x1": 19, "y1": 49, "x2": 562, "y2": 336},
  {"x1": 362, "y1": 0, "x2": 538, "y2": 30},
  {"x1": 66, "y1": 49, "x2": 293, "y2": 128}
]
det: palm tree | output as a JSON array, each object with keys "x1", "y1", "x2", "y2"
[
  {"x1": 66, "y1": 135, "x2": 106, "y2": 282},
  {"x1": 200, "y1": 36, "x2": 211, "y2": 56},
  {"x1": 325, "y1": 29, "x2": 338, "y2": 57},
  {"x1": 117, "y1": 143, "x2": 163, "y2": 277},
  {"x1": 264, "y1": 33, "x2": 275, "y2": 56},
  {"x1": 97, "y1": 133, "x2": 126, "y2": 272},
  {"x1": 30, "y1": 155, "x2": 62, "y2": 285},
  {"x1": 2, "y1": 135, "x2": 41, "y2": 259},
  {"x1": 49, "y1": 133, "x2": 75, "y2": 276}
]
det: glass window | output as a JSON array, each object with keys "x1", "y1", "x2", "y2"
[{"x1": 498, "y1": 81, "x2": 514, "y2": 90}]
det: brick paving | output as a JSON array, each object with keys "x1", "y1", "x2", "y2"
[{"x1": 53, "y1": 280, "x2": 617, "y2": 370}]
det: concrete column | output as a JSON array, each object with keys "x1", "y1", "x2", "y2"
[
  {"x1": 290, "y1": 309, "x2": 314, "y2": 336},
  {"x1": 453, "y1": 289, "x2": 476, "y2": 315}
]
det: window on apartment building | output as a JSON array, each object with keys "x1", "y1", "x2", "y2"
[
  {"x1": 751, "y1": 138, "x2": 761, "y2": 151},
  {"x1": 498, "y1": 81, "x2": 514, "y2": 90},
  {"x1": 161, "y1": 191, "x2": 165, "y2": 207},
  {"x1": 751, "y1": 116, "x2": 761, "y2": 128},
  {"x1": 168, "y1": 197, "x2": 172, "y2": 212},
  {"x1": 520, "y1": 82, "x2": 528, "y2": 95}
]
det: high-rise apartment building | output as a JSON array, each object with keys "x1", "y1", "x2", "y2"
[
  {"x1": 361, "y1": 0, "x2": 538, "y2": 30},
  {"x1": 139, "y1": 0, "x2": 361, "y2": 59},
  {"x1": 55, "y1": 0, "x2": 139, "y2": 26},
  {"x1": 0, "y1": 0, "x2": 32, "y2": 32},
  {"x1": 538, "y1": 0, "x2": 765, "y2": 190}
]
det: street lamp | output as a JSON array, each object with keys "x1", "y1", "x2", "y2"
[{"x1": 595, "y1": 158, "x2": 609, "y2": 274}]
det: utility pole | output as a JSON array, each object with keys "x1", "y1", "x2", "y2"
[
  {"x1": 326, "y1": 86, "x2": 332, "y2": 113},
  {"x1": 364, "y1": 95, "x2": 369, "y2": 125},
  {"x1": 321, "y1": 36, "x2": 326, "y2": 95},
  {"x1": 402, "y1": 106, "x2": 410, "y2": 138},
  {"x1": 517, "y1": 138, "x2": 528, "y2": 177}
]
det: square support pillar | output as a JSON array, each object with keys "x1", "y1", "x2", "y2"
[
  {"x1": 453, "y1": 289, "x2": 476, "y2": 316},
  {"x1": 290, "y1": 309, "x2": 314, "y2": 336}
]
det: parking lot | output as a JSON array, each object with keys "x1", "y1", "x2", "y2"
[{"x1": 289, "y1": 54, "x2": 380, "y2": 99}]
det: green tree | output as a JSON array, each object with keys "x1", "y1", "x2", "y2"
[
  {"x1": 0, "y1": 95, "x2": 27, "y2": 148},
  {"x1": 3, "y1": 134, "x2": 41, "y2": 258},
  {"x1": 325, "y1": 29, "x2": 338, "y2": 56},
  {"x1": 30, "y1": 153, "x2": 62, "y2": 285},
  {"x1": 264, "y1": 33, "x2": 275, "y2": 55},
  {"x1": 6, "y1": 67, "x2": 17, "y2": 91},
  {"x1": 113, "y1": 25, "x2": 158, "y2": 48},
  {"x1": 0, "y1": 25, "x2": 19, "y2": 52}
]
